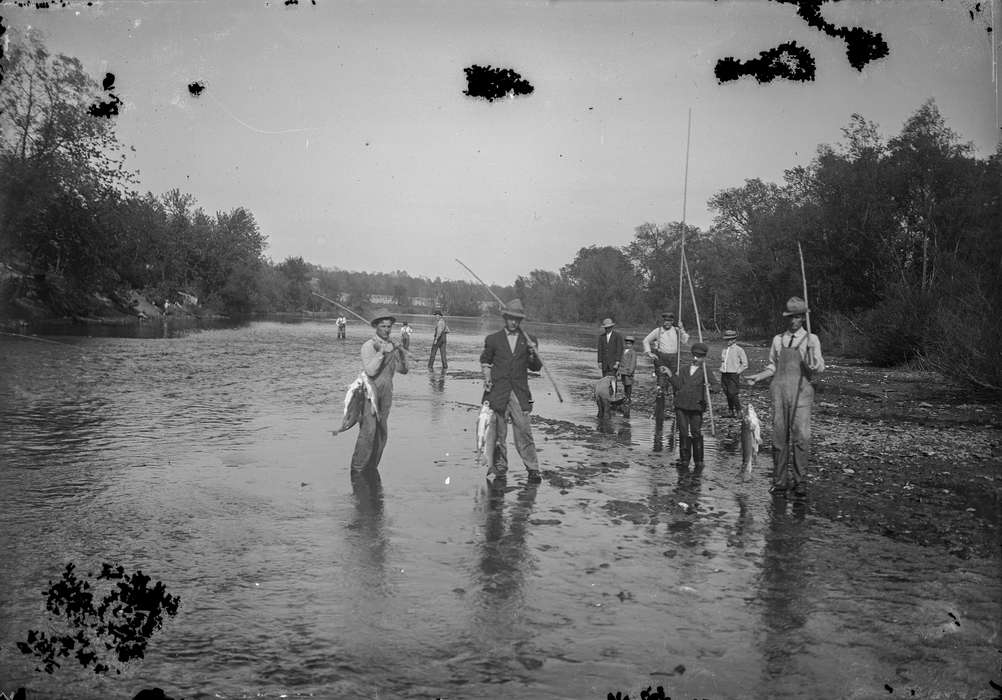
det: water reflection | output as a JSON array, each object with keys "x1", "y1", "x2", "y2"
[
  {"x1": 757, "y1": 497, "x2": 810, "y2": 696},
  {"x1": 476, "y1": 481, "x2": 539, "y2": 605},
  {"x1": 346, "y1": 470, "x2": 389, "y2": 595}
]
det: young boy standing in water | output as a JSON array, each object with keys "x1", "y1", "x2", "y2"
[
  {"x1": 661, "y1": 342, "x2": 712, "y2": 469},
  {"x1": 618, "y1": 336, "x2": 638, "y2": 406},
  {"x1": 719, "y1": 329, "x2": 748, "y2": 417}
]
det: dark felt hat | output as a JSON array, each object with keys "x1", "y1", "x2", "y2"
[
  {"x1": 601, "y1": 318, "x2": 615, "y2": 329},
  {"x1": 502, "y1": 299, "x2": 527, "y2": 319},
  {"x1": 691, "y1": 342, "x2": 709, "y2": 357}
]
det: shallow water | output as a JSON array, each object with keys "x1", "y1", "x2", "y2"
[{"x1": 1, "y1": 318, "x2": 999, "y2": 699}]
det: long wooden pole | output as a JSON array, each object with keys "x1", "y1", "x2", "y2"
[
  {"x1": 310, "y1": 291, "x2": 416, "y2": 360},
  {"x1": 454, "y1": 258, "x2": 564, "y2": 403},
  {"x1": 796, "y1": 241, "x2": 814, "y2": 366},
  {"x1": 683, "y1": 251, "x2": 716, "y2": 437}
]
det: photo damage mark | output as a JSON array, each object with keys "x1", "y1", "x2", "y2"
[
  {"x1": 716, "y1": 0, "x2": 890, "y2": 83},
  {"x1": 88, "y1": 71, "x2": 122, "y2": 118},
  {"x1": 188, "y1": 81, "x2": 205, "y2": 97},
  {"x1": 715, "y1": 41, "x2": 816, "y2": 83},
  {"x1": 463, "y1": 64, "x2": 534, "y2": 102}
]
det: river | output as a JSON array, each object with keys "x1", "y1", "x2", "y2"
[{"x1": 1, "y1": 317, "x2": 998, "y2": 699}]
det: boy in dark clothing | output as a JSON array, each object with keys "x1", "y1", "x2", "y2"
[{"x1": 660, "y1": 342, "x2": 713, "y2": 468}]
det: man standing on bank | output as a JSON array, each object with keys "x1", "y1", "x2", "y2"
[
  {"x1": 661, "y1": 342, "x2": 713, "y2": 469},
  {"x1": 719, "y1": 329, "x2": 748, "y2": 417},
  {"x1": 428, "y1": 309, "x2": 449, "y2": 370},
  {"x1": 597, "y1": 318, "x2": 625, "y2": 378},
  {"x1": 642, "y1": 311, "x2": 690, "y2": 388},
  {"x1": 350, "y1": 309, "x2": 409, "y2": 475},
  {"x1": 480, "y1": 299, "x2": 543, "y2": 484},
  {"x1": 746, "y1": 297, "x2": 825, "y2": 498}
]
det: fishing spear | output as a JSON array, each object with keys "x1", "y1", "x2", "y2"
[{"x1": 454, "y1": 258, "x2": 564, "y2": 403}]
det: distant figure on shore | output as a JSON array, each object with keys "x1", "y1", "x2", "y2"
[
  {"x1": 746, "y1": 297, "x2": 825, "y2": 500},
  {"x1": 719, "y1": 329, "x2": 748, "y2": 417},
  {"x1": 350, "y1": 309, "x2": 409, "y2": 475},
  {"x1": 400, "y1": 321, "x2": 413, "y2": 350},
  {"x1": 336, "y1": 315, "x2": 347, "y2": 339},
  {"x1": 428, "y1": 309, "x2": 449, "y2": 370}
]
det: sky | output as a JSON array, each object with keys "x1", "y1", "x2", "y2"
[{"x1": 3, "y1": 0, "x2": 999, "y2": 285}]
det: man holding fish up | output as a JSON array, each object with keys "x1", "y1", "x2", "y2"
[
  {"x1": 479, "y1": 299, "x2": 543, "y2": 484},
  {"x1": 344, "y1": 308, "x2": 409, "y2": 474},
  {"x1": 746, "y1": 297, "x2": 825, "y2": 499}
]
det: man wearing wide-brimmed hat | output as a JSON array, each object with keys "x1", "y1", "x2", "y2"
[
  {"x1": 350, "y1": 308, "x2": 409, "y2": 474},
  {"x1": 479, "y1": 299, "x2": 543, "y2": 484},
  {"x1": 747, "y1": 296, "x2": 825, "y2": 499},
  {"x1": 719, "y1": 329, "x2": 748, "y2": 417},
  {"x1": 597, "y1": 317, "x2": 625, "y2": 378}
]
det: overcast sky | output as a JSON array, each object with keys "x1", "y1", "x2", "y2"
[{"x1": 5, "y1": 0, "x2": 998, "y2": 285}]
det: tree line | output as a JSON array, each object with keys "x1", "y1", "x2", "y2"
[{"x1": 1, "y1": 33, "x2": 999, "y2": 389}]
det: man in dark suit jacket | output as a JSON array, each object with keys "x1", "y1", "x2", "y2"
[
  {"x1": 596, "y1": 318, "x2": 625, "y2": 377},
  {"x1": 480, "y1": 298, "x2": 542, "y2": 484}
]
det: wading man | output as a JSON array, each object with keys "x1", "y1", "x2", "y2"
[
  {"x1": 480, "y1": 299, "x2": 542, "y2": 484},
  {"x1": 643, "y1": 311, "x2": 690, "y2": 389},
  {"x1": 597, "y1": 318, "x2": 625, "y2": 378},
  {"x1": 351, "y1": 309, "x2": 409, "y2": 474},
  {"x1": 746, "y1": 297, "x2": 825, "y2": 498},
  {"x1": 428, "y1": 310, "x2": 449, "y2": 370}
]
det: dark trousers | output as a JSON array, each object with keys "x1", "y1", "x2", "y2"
[
  {"x1": 428, "y1": 339, "x2": 447, "y2": 368},
  {"x1": 721, "y1": 372, "x2": 741, "y2": 413},
  {"x1": 676, "y1": 409, "x2": 704, "y2": 466}
]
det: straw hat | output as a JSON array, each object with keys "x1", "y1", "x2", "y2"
[
  {"x1": 723, "y1": 329, "x2": 738, "y2": 340},
  {"x1": 625, "y1": 335, "x2": 635, "y2": 343},
  {"x1": 601, "y1": 318, "x2": 615, "y2": 329}
]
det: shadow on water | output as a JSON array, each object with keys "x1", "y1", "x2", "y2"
[{"x1": 470, "y1": 479, "x2": 542, "y2": 678}]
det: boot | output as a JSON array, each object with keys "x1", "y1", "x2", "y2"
[
  {"x1": 677, "y1": 436, "x2": 691, "y2": 467},
  {"x1": 693, "y1": 436, "x2": 705, "y2": 470}
]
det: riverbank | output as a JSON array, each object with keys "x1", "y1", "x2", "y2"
[{"x1": 628, "y1": 358, "x2": 1001, "y2": 560}]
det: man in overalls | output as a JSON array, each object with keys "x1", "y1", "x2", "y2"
[{"x1": 747, "y1": 297, "x2": 825, "y2": 498}]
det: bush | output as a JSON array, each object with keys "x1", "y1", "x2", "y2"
[{"x1": 858, "y1": 285, "x2": 933, "y2": 366}]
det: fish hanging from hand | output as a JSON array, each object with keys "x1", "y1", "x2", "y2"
[
  {"x1": 740, "y1": 402, "x2": 762, "y2": 479},
  {"x1": 475, "y1": 401, "x2": 496, "y2": 470},
  {"x1": 332, "y1": 372, "x2": 379, "y2": 436}
]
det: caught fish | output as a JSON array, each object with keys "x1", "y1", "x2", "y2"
[
  {"x1": 332, "y1": 372, "x2": 378, "y2": 436},
  {"x1": 475, "y1": 401, "x2": 496, "y2": 470},
  {"x1": 740, "y1": 402, "x2": 762, "y2": 478}
]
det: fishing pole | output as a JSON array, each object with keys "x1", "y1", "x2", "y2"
[
  {"x1": 796, "y1": 241, "x2": 814, "y2": 368},
  {"x1": 454, "y1": 258, "x2": 565, "y2": 403},
  {"x1": 310, "y1": 291, "x2": 417, "y2": 360},
  {"x1": 0, "y1": 330, "x2": 82, "y2": 349},
  {"x1": 668, "y1": 108, "x2": 693, "y2": 445},
  {"x1": 682, "y1": 250, "x2": 716, "y2": 438}
]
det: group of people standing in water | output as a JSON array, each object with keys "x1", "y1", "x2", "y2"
[{"x1": 341, "y1": 295, "x2": 824, "y2": 500}]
